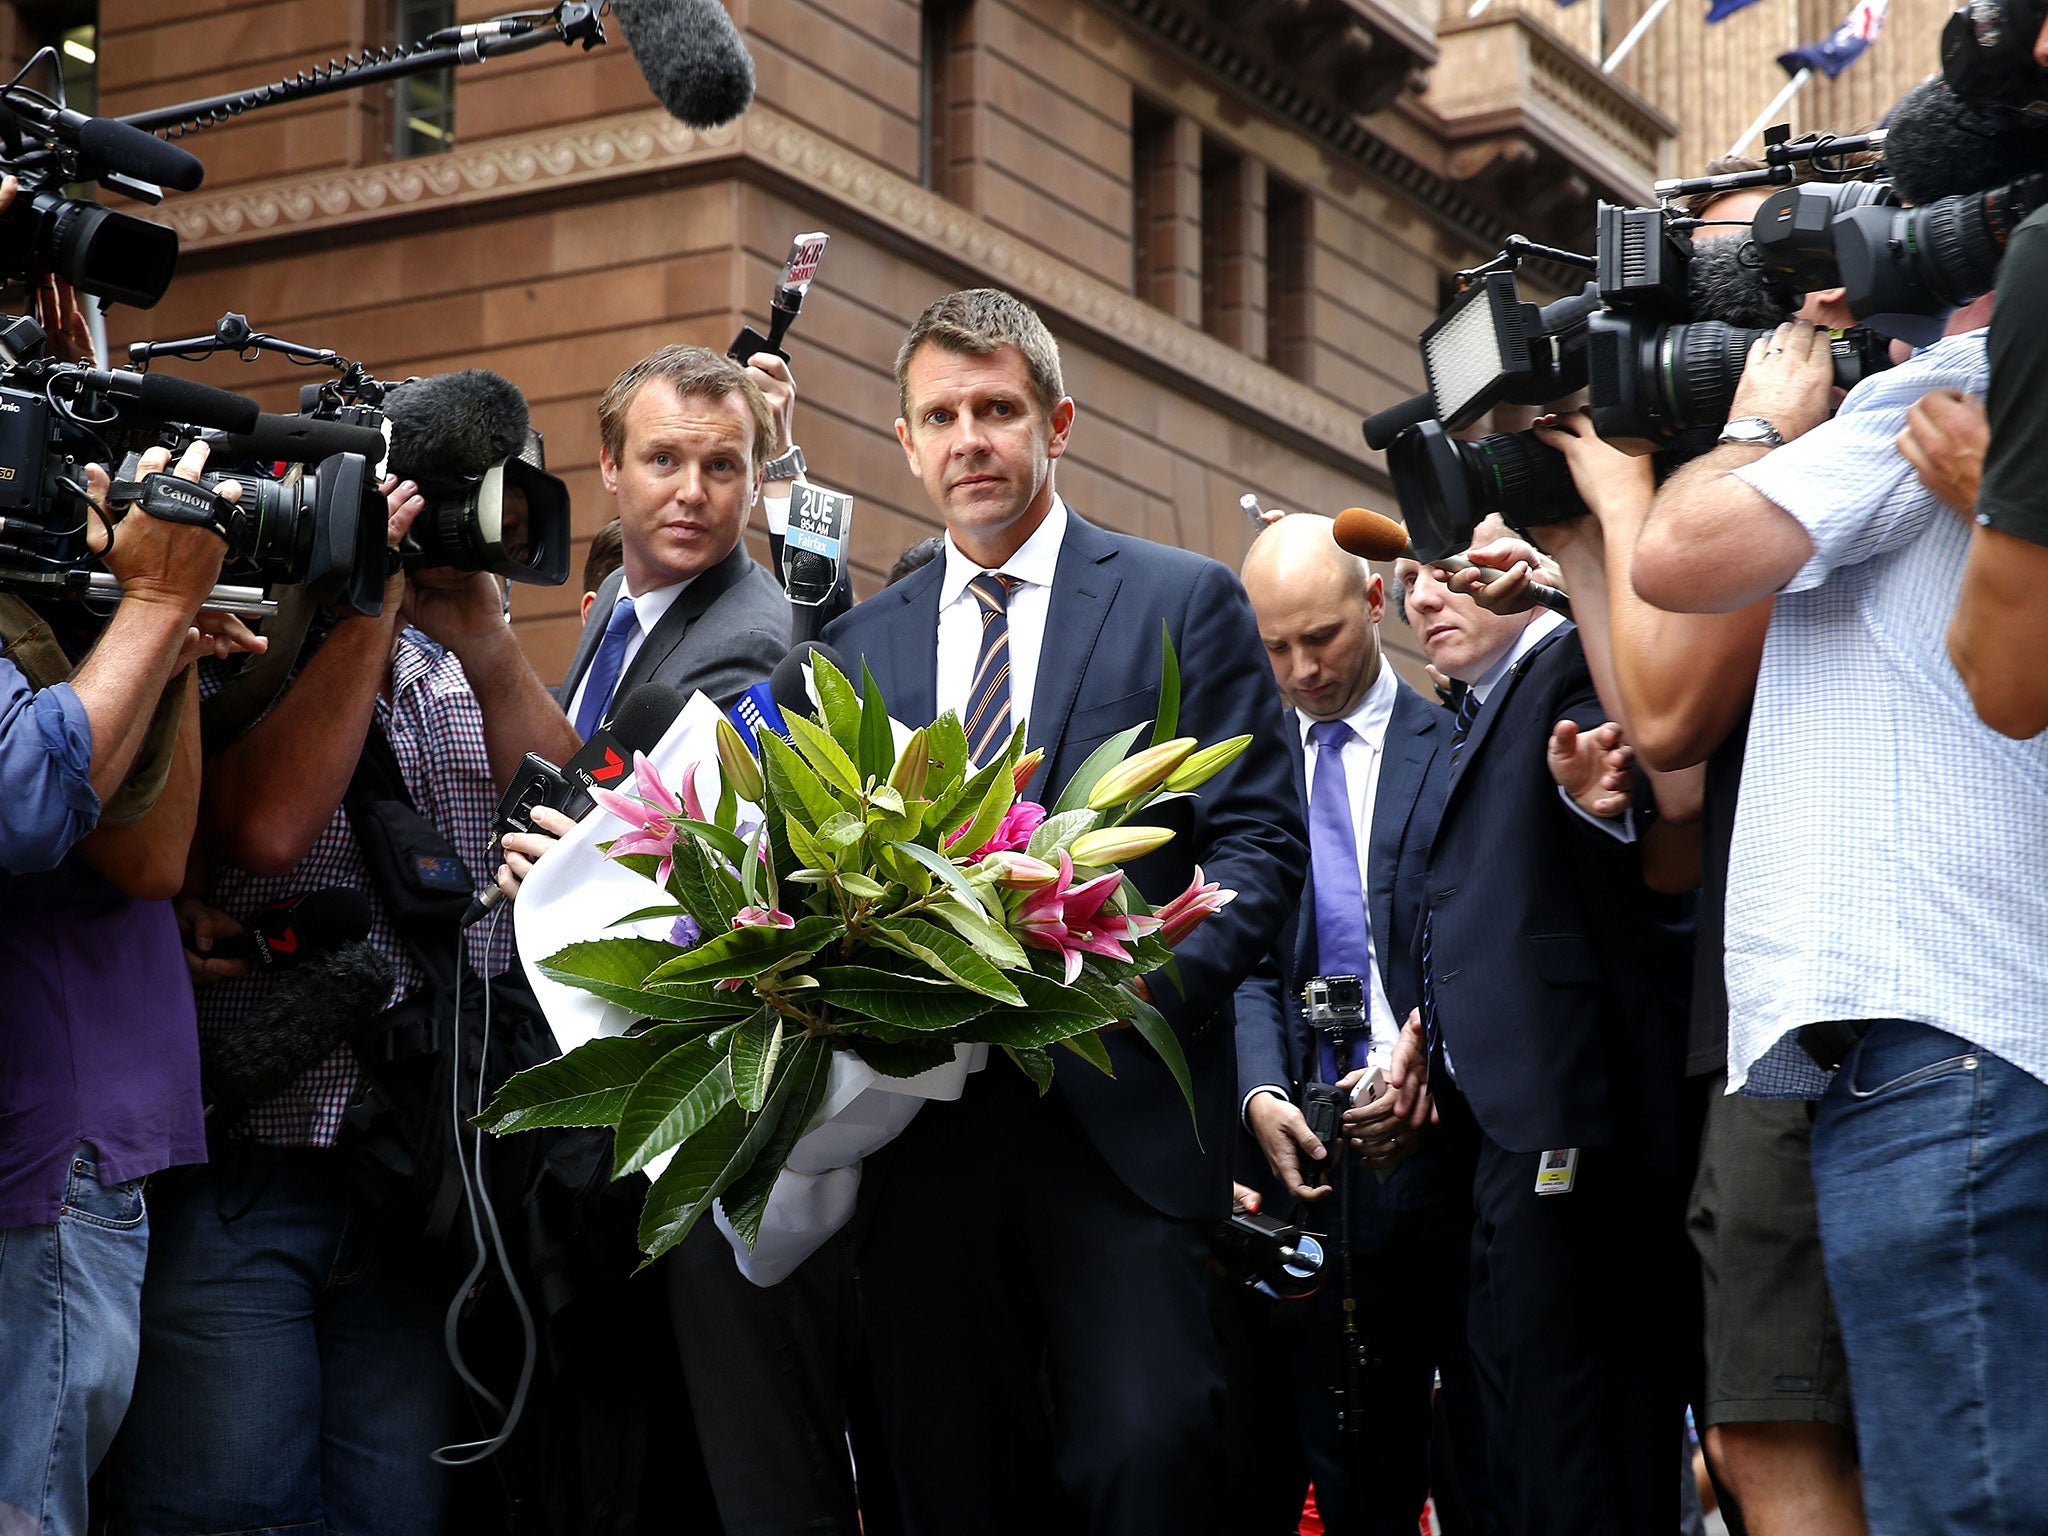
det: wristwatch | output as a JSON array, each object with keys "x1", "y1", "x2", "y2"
[
  {"x1": 1718, "y1": 416, "x2": 1785, "y2": 449},
  {"x1": 763, "y1": 443, "x2": 807, "y2": 481}
]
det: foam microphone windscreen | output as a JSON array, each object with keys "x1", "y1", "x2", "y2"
[
  {"x1": 125, "y1": 371, "x2": 260, "y2": 434},
  {"x1": 79, "y1": 116, "x2": 206, "y2": 192},
  {"x1": 201, "y1": 940, "x2": 393, "y2": 1123},
  {"x1": 771, "y1": 641, "x2": 846, "y2": 715},
  {"x1": 1332, "y1": 507, "x2": 1413, "y2": 563},
  {"x1": 613, "y1": 0, "x2": 758, "y2": 129},
  {"x1": 607, "y1": 681, "x2": 689, "y2": 755},
  {"x1": 1688, "y1": 236, "x2": 1792, "y2": 329},
  {"x1": 383, "y1": 369, "x2": 530, "y2": 482},
  {"x1": 207, "y1": 412, "x2": 388, "y2": 466}
]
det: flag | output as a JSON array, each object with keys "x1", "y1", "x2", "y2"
[
  {"x1": 1777, "y1": 0, "x2": 1891, "y2": 77},
  {"x1": 1707, "y1": 0, "x2": 1762, "y2": 23}
]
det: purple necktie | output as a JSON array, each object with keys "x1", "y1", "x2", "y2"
[
  {"x1": 574, "y1": 594, "x2": 639, "y2": 741},
  {"x1": 1308, "y1": 719, "x2": 1370, "y2": 1083}
]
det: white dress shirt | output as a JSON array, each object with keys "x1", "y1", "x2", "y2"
[
  {"x1": 564, "y1": 575, "x2": 692, "y2": 730},
  {"x1": 934, "y1": 498, "x2": 1068, "y2": 748}
]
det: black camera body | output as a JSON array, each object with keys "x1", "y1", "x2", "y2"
[{"x1": 1211, "y1": 1210, "x2": 1326, "y2": 1301}]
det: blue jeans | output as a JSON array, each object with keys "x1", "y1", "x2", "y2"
[
  {"x1": 1812, "y1": 1020, "x2": 2048, "y2": 1536},
  {"x1": 0, "y1": 1145, "x2": 149, "y2": 1536},
  {"x1": 105, "y1": 1148, "x2": 457, "y2": 1536}
]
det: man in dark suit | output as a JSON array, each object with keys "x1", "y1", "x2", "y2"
[
  {"x1": 1394, "y1": 555, "x2": 1685, "y2": 1536},
  {"x1": 1234, "y1": 513, "x2": 1468, "y2": 1536},
  {"x1": 825, "y1": 288, "x2": 1307, "y2": 1536},
  {"x1": 558, "y1": 345, "x2": 789, "y2": 723},
  {"x1": 560, "y1": 345, "x2": 880, "y2": 1535}
]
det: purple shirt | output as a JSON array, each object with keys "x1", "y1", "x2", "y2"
[{"x1": 0, "y1": 859, "x2": 207, "y2": 1227}]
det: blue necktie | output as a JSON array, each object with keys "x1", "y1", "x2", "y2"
[
  {"x1": 963, "y1": 573, "x2": 1018, "y2": 765},
  {"x1": 574, "y1": 594, "x2": 639, "y2": 740},
  {"x1": 1308, "y1": 719, "x2": 1371, "y2": 1084},
  {"x1": 1422, "y1": 686, "x2": 1485, "y2": 1060}
]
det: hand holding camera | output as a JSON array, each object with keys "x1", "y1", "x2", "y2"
[{"x1": 1726, "y1": 322, "x2": 1838, "y2": 445}]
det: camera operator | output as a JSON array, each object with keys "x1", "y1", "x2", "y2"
[
  {"x1": 1631, "y1": 78, "x2": 2048, "y2": 1536},
  {"x1": 1233, "y1": 512, "x2": 1462, "y2": 1536},
  {"x1": 0, "y1": 435, "x2": 262, "y2": 1536},
  {"x1": 107, "y1": 465, "x2": 579, "y2": 1536}
]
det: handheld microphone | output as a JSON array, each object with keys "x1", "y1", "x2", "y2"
[
  {"x1": 1331, "y1": 506, "x2": 1572, "y2": 616},
  {"x1": 209, "y1": 886, "x2": 375, "y2": 968},
  {"x1": 731, "y1": 232, "x2": 829, "y2": 366},
  {"x1": 202, "y1": 941, "x2": 393, "y2": 1122},
  {"x1": 612, "y1": 0, "x2": 757, "y2": 129},
  {"x1": 467, "y1": 682, "x2": 687, "y2": 924},
  {"x1": 1361, "y1": 393, "x2": 1435, "y2": 453},
  {"x1": 725, "y1": 640, "x2": 847, "y2": 750}
]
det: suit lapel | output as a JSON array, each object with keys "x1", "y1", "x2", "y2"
[
  {"x1": 560, "y1": 569, "x2": 624, "y2": 703},
  {"x1": 614, "y1": 542, "x2": 750, "y2": 704},
  {"x1": 1444, "y1": 623, "x2": 1571, "y2": 807},
  {"x1": 882, "y1": 560, "x2": 942, "y2": 728},
  {"x1": 1030, "y1": 514, "x2": 1121, "y2": 774},
  {"x1": 1366, "y1": 684, "x2": 1439, "y2": 990}
]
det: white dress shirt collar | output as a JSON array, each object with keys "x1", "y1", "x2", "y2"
[
  {"x1": 1296, "y1": 656, "x2": 1398, "y2": 756},
  {"x1": 938, "y1": 497, "x2": 1069, "y2": 609},
  {"x1": 1470, "y1": 609, "x2": 1566, "y2": 706},
  {"x1": 620, "y1": 570, "x2": 693, "y2": 636}
]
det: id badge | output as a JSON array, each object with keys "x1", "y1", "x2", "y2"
[{"x1": 1534, "y1": 1147, "x2": 1579, "y2": 1196}]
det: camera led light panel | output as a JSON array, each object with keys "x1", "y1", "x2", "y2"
[{"x1": 1420, "y1": 272, "x2": 1532, "y2": 433}]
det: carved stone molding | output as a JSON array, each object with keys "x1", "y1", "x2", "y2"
[{"x1": 158, "y1": 105, "x2": 1375, "y2": 474}]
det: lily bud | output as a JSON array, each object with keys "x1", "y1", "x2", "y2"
[
  {"x1": 1164, "y1": 734, "x2": 1253, "y2": 793},
  {"x1": 1086, "y1": 738, "x2": 1197, "y2": 811},
  {"x1": 889, "y1": 726, "x2": 931, "y2": 799},
  {"x1": 981, "y1": 850, "x2": 1062, "y2": 889},
  {"x1": 1012, "y1": 747, "x2": 1046, "y2": 794},
  {"x1": 715, "y1": 717, "x2": 766, "y2": 805},
  {"x1": 1068, "y1": 825, "x2": 1176, "y2": 867}
]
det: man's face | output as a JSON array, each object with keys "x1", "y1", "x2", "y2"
[
  {"x1": 1396, "y1": 557, "x2": 1533, "y2": 682},
  {"x1": 895, "y1": 342, "x2": 1073, "y2": 564},
  {"x1": 601, "y1": 379, "x2": 762, "y2": 592},
  {"x1": 1252, "y1": 565, "x2": 1385, "y2": 720}
]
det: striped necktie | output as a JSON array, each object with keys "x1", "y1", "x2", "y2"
[{"x1": 963, "y1": 572, "x2": 1018, "y2": 764}]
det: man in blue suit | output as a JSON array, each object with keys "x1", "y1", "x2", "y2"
[
  {"x1": 1235, "y1": 513, "x2": 1469, "y2": 1536},
  {"x1": 824, "y1": 289, "x2": 1306, "y2": 1536}
]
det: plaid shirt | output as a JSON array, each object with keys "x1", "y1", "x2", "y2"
[{"x1": 198, "y1": 626, "x2": 511, "y2": 1147}]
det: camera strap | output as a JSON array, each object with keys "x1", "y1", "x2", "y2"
[{"x1": 111, "y1": 471, "x2": 235, "y2": 542}]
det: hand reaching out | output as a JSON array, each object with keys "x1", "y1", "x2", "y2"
[
  {"x1": 1549, "y1": 719, "x2": 1634, "y2": 820},
  {"x1": 1896, "y1": 388, "x2": 1987, "y2": 514}
]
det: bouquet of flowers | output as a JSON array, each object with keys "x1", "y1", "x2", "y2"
[{"x1": 478, "y1": 635, "x2": 1246, "y2": 1263}]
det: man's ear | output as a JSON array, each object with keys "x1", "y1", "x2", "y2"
[
  {"x1": 599, "y1": 444, "x2": 619, "y2": 496},
  {"x1": 895, "y1": 417, "x2": 917, "y2": 472},
  {"x1": 1045, "y1": 397, "x2": 1076, "y2": 461},
  {"x1": 2035, "y1": 11, "x2": 2048, "y2": 65}
]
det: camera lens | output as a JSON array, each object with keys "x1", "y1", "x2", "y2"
[
  {"x1": 1389, "y1": 421, "x2": 1587, "y2": 561},
  {"x1": 1657, "y1": 323, "x2": 1764, "y2": 434},
  {"x1": 0, "y1": 191, "x2": 180, "y2": 310}
]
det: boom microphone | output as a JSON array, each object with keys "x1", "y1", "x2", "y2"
[
  {"x1": 80, "y1": 369, "x2": 260, "y2": 433},
  {"x1": 0, "y1": 99, "x2": 206, "y2": 192},
  {"x1": 201, "y1": 940, "x2": 393, "y2": 1123},
  {"x1": 467, "y1": 681, "x2": 688, "y2": 924},
  {"x1": 1332, "y1": 506, "x2": 1572, "y2": 616},
  {"x1": 210, "y1": 886, "x2": 375, "y2": 969},
  {"x1": 382, "y1": 370, "x2": 529, "y2": 481},
  {"x1": 612, "y1": 0, "x2": 757, "y2": 129}
]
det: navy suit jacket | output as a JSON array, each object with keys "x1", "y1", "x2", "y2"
[
  {"x1": 823, "y1": 511, "x2": 1307, "y2": 1221},
  {"x1": 1235, "y1": 677, "x2": 1449, "y2": 1102},
  {"x1": 1421, "y1": 624, "x2": 1682, "y2": 1158}
]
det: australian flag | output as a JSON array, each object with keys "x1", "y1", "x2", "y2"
[
  {"x1": 1777, "y1": 0, "x2": 1891, "y2": 77},
  {"x1": 1706, "y1": 0, "x2": 1762, "y2": 22}
]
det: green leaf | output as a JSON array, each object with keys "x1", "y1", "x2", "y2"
[
  {"x1": 784, "y1": 814, "x2": 836, "y2": 878},
  {"x1": 870, "y1": 918, "x2": 1025, "y2": 1005},
  {"x1": 888, "y1": 840, "x2": 986, "y2": 912},
  {"x1": 1058, "y1": 1028, "x2": 1114, "y2": 1074},
  {"x1": 612, "y1": 1038, "x2": 735, "y2": 1176},
  {"x1": 730, "y1": 1010, "x2": 784, "y2": 1113},
  {"x1": 819, "y1": 811, "x2": 868, "y2": 849},
  {"x1": 668, "y1": 817, "x2": 752, "y2": 868},
  {"x1": 671, "y1": 834, "x2": 745, "y2": 932},
  {"x1": 475, "y1": 1024, "x2": 692, "y2": 1135},
  {"x1": 811, "y1": 654, "x2": 865, "y2": 757},
  {"x1": 927, "y1": 896, "x2": 1029, "y2": 970},
  {"x1": 813, "y1": 966, "x2": 1000, "y2": 1032},
  {"x1": 786, "y1": 712, "x2": 865, "y2": 800},
  {"x1": 836, "y1": 871, "x2": 888, "y2": 900},
  {"x1": 876, "y1": 843, "x2": 932, "y2": 897},
  {"x1": 610, "y1": 903, "x2": 699, "y2": 926},
  {"x1": 719, "y1": 1036, "x2": 833, "y2": 1248},
  {"x1": 967, "y1": 972, "x2": 1116, "y2": 1046},
  {"x1": 1150, "y1": 622, "x2": 1181, "y2": 747},
  {"x1": 1049, "y1": 723, "x2": 1149, "y2": 815},
  {"x1": 852, "y1": 1036, "x2": 959, "y2": 1078},
  {"x1": 1026, "y1": 808, "x2": 1097, "y2": 860},
  {"x1": 926, "y1": 710, "x2": 971, "y2": 789},
  {"x1": 857, "y1": 664, "x2": 897, "y2": 784},
  {"x1": 759, "y1": 730, "x2": 841, "y2": 833},
  {"x1": 714, "y1": 774, "x2": 737, "y2": 832},
  {"x1": 643, "y1": 915, "x2": 844, "y2": 984},
  {"x1": 1004, "y1": 1044, "x2": 1055, "y2": 1092},
  {"x1": 948, "y1": 734, "x2": 1023, "y2": 861},
  {"x1": 1114, "y1": 979, "x2": 1199, "y2": 1141},
  {"x1": 636, "y1": 1100, "x2": 752, "y2": 1261},
  {"x1": 868, "y1": 783, "x2": 906, "y2": 818},
  {"x1": 539, "y1": 940, "x2": 750, "y2": 1022}
]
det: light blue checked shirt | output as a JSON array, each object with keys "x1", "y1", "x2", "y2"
[{"x1": 1724, "y1": 328, "x2": 2048, "y2": 1096}]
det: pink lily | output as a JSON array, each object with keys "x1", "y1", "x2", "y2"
[
  {"x1": 592, "y1": 753, "x2": 698, "y2": 886},
  {"x1": 946, "y1": 799, "x2": 1046, "y2": 862},
  {"x1": 1014, "y1": 851, "x2": 1162, "y2": 985},
  {"x1": 732, "y1": 906, "x2": 796, "y2": 931},
  {"x1": 1156, "y1": 866, "x2": 1237, "y2": 947}
]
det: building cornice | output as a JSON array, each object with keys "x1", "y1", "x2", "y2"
[{"x1": 158, "y1": 105, "x2": 1381, "y2": 481}]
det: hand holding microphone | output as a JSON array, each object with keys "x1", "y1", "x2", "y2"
[{"x1": 1331, "y1": 506, "x2": 1570, "y2": 616}]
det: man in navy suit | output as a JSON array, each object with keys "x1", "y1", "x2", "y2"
[
  {"x1": 824, "y1": 289, "x2": 1306, "y2": 1536},
  {"x1": 1234, "y1": 513, "x2": 1468, "y2": 1536},
  {"x1": 1395, "y1": 555, "x2": 1688, "y2": 1536}
]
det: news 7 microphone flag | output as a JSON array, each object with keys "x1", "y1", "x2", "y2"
[{"x1": 1780, "y1": 0, "x2": 1892, "y2": 77}]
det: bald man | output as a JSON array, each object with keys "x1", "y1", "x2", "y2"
[{"x1": 1234, "y1": 514, "x2": 1469, "y2": 1536}]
